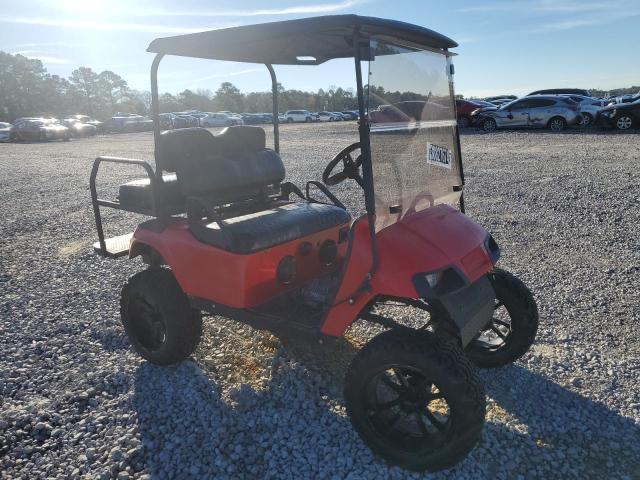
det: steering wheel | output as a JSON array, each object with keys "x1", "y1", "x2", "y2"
[{"x1": 322, "y1": 142, "x2": 364, "y2": 187}]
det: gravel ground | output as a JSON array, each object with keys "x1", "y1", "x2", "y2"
[{"x1": 1, "y1": 124, "x2": 639, "y2": 479}]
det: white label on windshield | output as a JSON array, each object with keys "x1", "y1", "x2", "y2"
[{"x1": 426, "y1": 143, "x2": 452, "y2": 169}]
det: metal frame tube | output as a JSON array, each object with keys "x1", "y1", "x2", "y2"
[
  {"x1": 353, "y1": 27, "x2": 378, "y2": 273},
  {"x1": 150, "y1": 53, "x2": 164, "y2": 178},
  {"x1": 265, "y1": 64, "x2": 280, "y2": 153}
]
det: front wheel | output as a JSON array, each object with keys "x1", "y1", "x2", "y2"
[
  {"x1": 465, "y1": 268, "x2": 538, "y2": 368},
  {"x1": 345, "y1": 329, "x2": 485, "y2": 472},
  {"x1": 120, "y1": 268, "x2": 202, "y2": 365},
  {"x1": 615, "y1": 114, "x2": 634, "y2": 130},
  {"x1": 481, "y1": 118, "x2": 497, "y2": 132}
]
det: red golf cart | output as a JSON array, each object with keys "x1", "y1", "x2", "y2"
[{"x1": 90, "y1": 15, "x2": 538, "y2": 472}]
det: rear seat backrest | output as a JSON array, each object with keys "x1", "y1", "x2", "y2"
[{"x1": 157, "y1": 126, "x2": 285, "y2": 205}]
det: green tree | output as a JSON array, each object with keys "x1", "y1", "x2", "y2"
[
  {"x1": 214, "y1": 82, "x2": 244, "y2": 112},
  {"x1": 69, "y1": 67, "x2": 100, "y2": 116},
  {"x1": 98, "y1": 70, "x2": 128, "y2": 113}
]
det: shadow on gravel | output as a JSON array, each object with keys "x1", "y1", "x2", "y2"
[
  {"x1": 131, "y1": 338, "x2": 369, "y2": 480},
  {"x1": 482, "y1": 365, "x2": 640, "y2": 478}
]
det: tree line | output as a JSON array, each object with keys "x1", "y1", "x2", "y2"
[
  {"x1": 0, "y1": 51, "x2": 360, "y2": 122},
  {"x1": 1, "y1": 51, "x2": 637, "y2": 123}
]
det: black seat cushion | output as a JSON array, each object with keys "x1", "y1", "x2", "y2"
[
  {"x1": 156, "y1": 126, "x2": 267, "y2": 173},
  {"x1": 189, "y1": 202, "x2": 351, "y2": 253},
  {"x1": 177, "y1": 149, "x2": 285, "y2": 202},
  {"x1": 118, "y1": 174, "x2": 185, "y2": 214}
]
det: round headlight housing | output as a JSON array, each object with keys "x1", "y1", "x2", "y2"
[{"x1": 276, "y1": 256, "x2": 296, "y2": 284}]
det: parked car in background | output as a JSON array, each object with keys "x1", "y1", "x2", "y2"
[
  {"x1": 0, "y1": 122, "x2": 11, "y2": 142},
  {"x1": 472, "y1": 96, "x2": 581, "y2": 132},
  {"x1": 456, "y1": 99, "x2": 495, "y2": 128},
  {"x1": 316, "y1": 111, "x2": 340, "y2": 121},
  {"x1": 106, "y1": 115, "x2": 153, "y2": 133},
  {"x1": 606, "y1": 92, "x2": 640, "y2": 105},
  {"x1": 159, "y1": 113, "x2": 175, "y2": 129},
  {"x1": 66, "y1": 114, "x2": 103, "y2": 131},
  {"x1": 596, "y1": 98, "x2": 640, "y2": 130},
  {"x1": 240, "y1": 113, "x2": 271, "y2": 124},
  {"x1": 10, "y1": 118, "x2": 70, "y2": 141},
  {"x1": 558, "y1": 95, "x2": 605, "y2": 125},
  {"x1": 198, "y1": 112, "x2": 243, "y2": 127},
  {"x1": 484, "y1": 95, "x2": 517, "y2": 101},
  {"x1": 62, "y1": 118, "x2": 98, "y2": 137},
  {"x1": 284, "y1": 110, "x2": 315, "y2": 122},
  {"x1": 341, "y1": 111, "x2": 359, "y2": 120},
  {"x1": 488, "y1": 98, "x2": 514, "y2": 107},
  {"x1": 527, "y1": 88, "x2": 591, "y2": 97}
]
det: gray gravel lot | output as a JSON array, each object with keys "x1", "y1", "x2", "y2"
[{"x1": 1, "y1": 124, "x2": 639, "y2": 479}]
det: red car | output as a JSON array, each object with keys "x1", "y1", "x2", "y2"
[{"x1": 455, "y1": 99, "x2": 495, "y2": 128}]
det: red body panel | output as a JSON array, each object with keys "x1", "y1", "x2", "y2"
[
  {"x1": 131, "y1": 205, "x2": 493, "y2": 338},
  {"x1": 320, "y1": 205, "x2": 494, "y2": 336},
  {"x1": 131, "y1": 219, "x2": 348, "y2": 308}
]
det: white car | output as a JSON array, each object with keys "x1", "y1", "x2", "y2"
[
  {"x1": 199, "y1": 112, "x2": 244, "y2": 127},
  {"x1": 284, "y1": 110, "x2": 315, "y2": 122},
  {"x1": 0, "y1": 122, "x2": 11, "y2": 142},
  {"x1": 316, "y1": 111, "x2": 341, "y2": 122}
]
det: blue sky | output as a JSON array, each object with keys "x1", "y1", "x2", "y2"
[{"x1": 2, "y1": 0, "x2": 639, "y2": 97}]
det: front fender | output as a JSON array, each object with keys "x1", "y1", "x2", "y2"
[{"x1": 320, "y1": 206, "x2": 496, "y2": 337}]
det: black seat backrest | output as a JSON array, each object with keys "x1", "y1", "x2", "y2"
[{"x1": 156, "y1": 126, "x2": 285, "y2": 206}]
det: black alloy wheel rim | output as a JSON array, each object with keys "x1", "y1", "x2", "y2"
[
  {"x1": 364, "y1": 366, "x2": 451, "y2": 452},
  {"x1": 472, "y1": 298, "x2": 512, "y2": 351},
  {"x1": 129, "y1": 295, "x2": 167, "y2": 352}
]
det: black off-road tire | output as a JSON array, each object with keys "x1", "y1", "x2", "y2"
[
  {"x1": 345, "y1": 329, "x2": 486, "y2": 472},
  {"x1": 120, "y1": 268, "x2": 202, "y2": 365},
  {"x1": 465, "y1": 268, "x2": 538, "y2": 368}
]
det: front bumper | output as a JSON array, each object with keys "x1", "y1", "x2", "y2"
[{"x1": 595, "y1": 112, "x2": 616, "y2": 128}]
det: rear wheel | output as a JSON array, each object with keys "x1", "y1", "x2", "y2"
[
  {"x1": 465, "y1": 268, "x2": 538, "y2": 368},
  {"x1": 345, "y1": 329, "x2": 485, "y2": 472},
  {"x1": 548, "y1": 116, "x2": 566, "y2": 131},
  {"x1": 580, "y1": 112, "x2": 593, "y2": 126},
  {"x1": 120, "y1": 268, "x2": 202, "y2": 365},
  {"x1": 615, "y1": 114, "x2": 634, "y2": 130}
]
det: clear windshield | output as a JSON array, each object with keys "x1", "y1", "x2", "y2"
[{"x1": 367, "y1": 40, "x2": 463, "y2": 231}]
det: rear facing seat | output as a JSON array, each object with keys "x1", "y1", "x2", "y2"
[{"x1": 119, "y1": 126, "x2": 351, "y2": 252}]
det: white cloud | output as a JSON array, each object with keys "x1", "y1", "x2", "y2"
[
  {"x1": 12, "y1": 51, "x2": 71, "y2": 64},
  {"x1": 0, "y1": 16, "x2": 210, "y2": 34},
  {"x1": 37, "y1": 0, "x2": 366, "y2": 17},
  {"x1": 147, "y1": 0, "x2": 366, "y2": 17}
]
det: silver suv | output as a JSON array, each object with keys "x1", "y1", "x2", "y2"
[{"x1": 473, "y1": 96, "x2": 582, "y2": 132}]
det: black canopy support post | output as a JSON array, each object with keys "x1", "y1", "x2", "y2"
[
  {"x1": 150, "y1": 53, "x2": 164, "y2": 179},
  {"x1": 353, "y1": 26, "x2": 378, "y2": 274},
  {"x1": 266, "y1": 63, "x2": 280, "y2": 153}
]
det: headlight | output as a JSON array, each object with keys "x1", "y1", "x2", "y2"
[
  {"x1": 425, "y1": 271, "x2": 443, "y2": 288},
  {"x1": 413, "y1": 267, "x2": 467, "y2": 298},
  {"x1": 604, "y1": 109, "x2": 616, "y2": 117}
]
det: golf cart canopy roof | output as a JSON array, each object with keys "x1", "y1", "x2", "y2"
[{"x1": 147, "y1": 15, "x2": 458, "y2": 65}]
